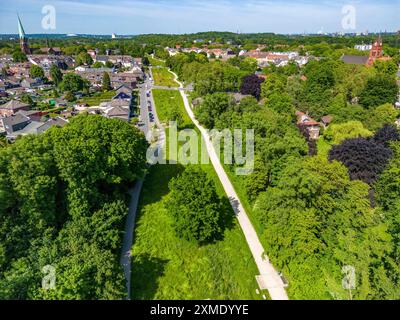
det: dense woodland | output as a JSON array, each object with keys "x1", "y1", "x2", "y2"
[{"x1": 0, "y1": 116, "x2": 148, "y2": 299}]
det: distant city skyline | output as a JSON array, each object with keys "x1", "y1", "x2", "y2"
[{"x1": 0, "y1": 0, "x2": 399, "y2": 35}]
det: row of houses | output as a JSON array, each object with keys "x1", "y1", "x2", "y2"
[
  {"x1": 75, "y1": 85, "x2": 133, "y2": 122},
  {"x1": 0, "y1": 83, "x2": 134, "y2": 140},
  {"x1": 0, "y1": 99, "x2": 68, "y2": 140},
  {"x1": 239, "y1": 49, "x2": 309, "y2": 67},
  {"x1": 165, "y1": 45, "x2": 309, "y2": 67},
  {"x1": 75, "y1": 67, "x2": 143, "y2": 89}
]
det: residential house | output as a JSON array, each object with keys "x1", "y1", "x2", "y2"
[
  {"x1": 36, "y1": 117, "x2": 68, "y2": 134},
  {"x1": 39, "y1": 47, "x2": 62, "y2": 55},
  {"x1": 110, "y1": 73, "x2": 138, "y2": 89},
  {"x1": 21, "y1": 78, "x2": 42, "y2": 89},
  {"x1": 104, "y1": 105, "x2": 130, "y2": 122},
  {"x1": 9, "y1": 63, "x2": 30, "y2": 79},
  {"x1": 113, "y1": 85, "x2": 132, "y2": 100},
  {"x1": 321, "y1": 115, "x2": 334, "y2": 129},
  {"x1": 0, "y1": 100, "x2": 30, "y2": 117},
  {"x1": 296, "y1": 111, "x2": 321, "y2": 140},
  {"x1": 0, "y1": 113, "x2": 31, "y2": 134}
]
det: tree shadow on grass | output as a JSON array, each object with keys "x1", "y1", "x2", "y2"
[
  {"x1": 213, "y1": 195, "x2": 236, "y2": 242},
  {"x1": 131, "y1": 254, "x2": 168, "y2": 300},
  {"x1": 139, "y1": 164, "x2": 185, "y2": 207}
]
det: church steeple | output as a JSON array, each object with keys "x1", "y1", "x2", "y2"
[
  {"x1": 367, "y1": 35, "x2": 383, "y2": 66},
  {"x1": 17, "y1": 14, "x2": 30, "y2": 54}
]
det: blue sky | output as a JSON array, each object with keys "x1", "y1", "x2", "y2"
[{"x1": 0, "y1": 0, "x2": 399, "y2": 35}]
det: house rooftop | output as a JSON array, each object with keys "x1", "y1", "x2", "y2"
[
  {"x1": 0, "y1": 100, "x2": 30, "y2": 110},
  {"x1": 340, "y1": 55, "x2": 369, "y2": 65}
]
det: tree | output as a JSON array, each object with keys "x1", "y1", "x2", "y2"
[
  {"x1": 50, "y1": 65, "x2": 63, "y2": 87},
  {"x1": 20, "y1": 93, "x2": 34, "y2": 106},
  {"x1": 329, "y1": 138, "x2": 393, "y2": 184},
  {"x1": 240, "y1": 74, "x2": 265, "y2": 100},
  {"x1": 12, "y1": 51, "x2": 27, "y2": 63},
  {"x1": 373, "y1": 124, "x2": 400, "y2": 147},
  {"x1": 105, "y1": 61, "x2": 114, "y2": 69},
  {"x1": 260, "y1": 74, "x2": 286, "y2": 100},
  {"x1": 142, "y1": 57, "x2": 150, "y2": 66},
  {"x1": 0, "y1": 115, "x2": 149, "y2": 299},
  {"x1": 102, "y1": 72, "x2": 112, "y2": 91},
  {"x1": 359, "y1": 74, "x2": 398, "y2": 109},
  {"x1": 166, "y1": 166, "x2": 229, "y2": 244},
  {"x1": 29, "y1": 65, "x2": 45, "y2": 79},
  {"x1": 324, "y1": 121, "x2": 373, "y2": 145},
  {"x1": 254, "y1": 156, "x2": 395, "y2": 299},
  {"x1": 374, "y1": 60, "x2": 398, "y2": 77},
  {"x1": 195, "y1": 92, "x2": 234, "y2": 129},
  {"x1": 92, "y1": 61, "x2": 104, "y2": 68},
  {"x1": 64, "y1": 91, "x2": 75, "y2": 102},
  {"x1": 60, "y1": 73, "x2": 87, "y2": 93},
  {"x1": 364, "y1": 103, "x2": 399, "y2": 131},
  {"x1": 75, "y1": 52, "x2": 93, "y2": 66},
  {"x1": 265, "y1": 93, "x2": 295, "y2": 115}
]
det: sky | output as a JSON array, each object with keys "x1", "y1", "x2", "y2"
[{"x1": 0, "y1": 0, "x2": 399, "y2": 35}]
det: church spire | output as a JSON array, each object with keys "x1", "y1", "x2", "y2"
[
  {"x1": 17, "y1": 14, "x2": 26, "y2": 40},
  {"x1": 17, "y1": 14, "x2": 30, "y2": 54}
]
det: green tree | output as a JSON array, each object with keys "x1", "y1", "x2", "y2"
[
  {"x1": 374, "y1": 60, "x2": 398, "y2": 77},
  {"x1": 254, "y1": 156, "x2": 395, "y2": 299},
  {"x1": 92, "y1": 61, "x2": 104, "y2": 68},
  {"x1": 364, "y1": 104, "x2": 399, "y2": 131},
  {"x1": 324, "y1": 121, "x2": 373, "y2": 145},
  {"x1": 12, "y1": 51, "x2": 27, "y2": 62},
  {"x1": 60, "y1": 73, "x2": 87, "y2": 93},
  {"x1": 195, "y1": 92, "x2": 234, "y2": 129},
  {"x1": 29, "y1": 65, "x2": 45, "y2": 79},
  {"x1": 102, "y1": 72, "x2": 112, "y2": 91},
  {"x1": 50, "y1": 65, "x2": 63, "y2": 87},
  {"x1": 75, "y1": 52, "x2": 93, "y2": 66},
  {"x1": 166, "y1": 166, "x2": 228, "y2": 244},
  {"x1": 359, "y1": 74, "x2": 398, "y2": 109}
]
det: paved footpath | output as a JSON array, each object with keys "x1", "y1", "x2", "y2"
[
  {"x1": 170, "y1": 70, "x2": 289, "y2": 300},
  {"x1": 120, "y1": 180, "x2": 143, "y2": 300}
]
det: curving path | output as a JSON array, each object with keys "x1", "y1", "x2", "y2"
[{"x1": 169, "y1": 69, "x2": 289, "y2": 301}]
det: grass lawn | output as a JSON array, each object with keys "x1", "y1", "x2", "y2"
[
  {"x1": 78, "y1": 90, "x2": 116, "y2": 106},
  {"x1": 149, "y1": 56, "x2": 166, "y2": 67},
  {"x1": 152, "y1": 89, "x2": 192, "y2": 128},
  {"x1": 151, "y1": 67, "x2": 179, "y2": 87},
  {"x1": 131, "y1": 86, "x2": 264, "y2": 300}
]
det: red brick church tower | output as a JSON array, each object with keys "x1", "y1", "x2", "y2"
[{"x1": 367, "y1": 35, "x2": 383, "y2": 66}]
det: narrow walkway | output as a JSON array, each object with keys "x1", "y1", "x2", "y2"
[
  {"x1": 170, "y1": 70, "x2": 289, "y2": 300},
  {"x1": 120, "y1": 180, "x2": 143, "y2": 300}
]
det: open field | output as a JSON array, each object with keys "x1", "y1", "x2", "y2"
[
  {"x1": 152, "y1": 89, "x2": 192, "y2": 128},
  {"x1": 152, "y1": 67, "x2": 180, "y2": 87}
]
